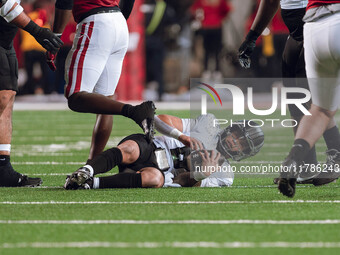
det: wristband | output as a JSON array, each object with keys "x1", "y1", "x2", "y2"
[
  {"x1": 170, "y1": 129, "x2": 183, "y2": 139},
  {"x1": 246, "y1": 30, "x2": 261, "y2": 42},
  {"x1": 0, "y1": 0, "x2": 23, "y2": 22},
  {"x1": 0, "y1": 0, "x2": 15, "y2": 16}
]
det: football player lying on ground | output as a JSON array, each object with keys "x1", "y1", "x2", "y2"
[{"x1": 64, "y1": 113, "x2": 264, "y2": 189}]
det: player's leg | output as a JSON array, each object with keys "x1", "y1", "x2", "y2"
[
  {"x1": 0, "y1": 47, "x2": 41, "y2": 187},
  {"x1": 64, "y1": 15, "x2": 155, "y2": 139},
  {"x1": 279, "y1": 36, "x2": 320, "y2": 185},
  {"x1": 89, "y1": 167, "x2": 164, "y2": 189},
  {"x1": 65, "y1": 134, "x2": 153, "y2": 189},
  {"x1": 0, "y1": 96, "x2": 42, "y2": 187},
  {"x1": 278, "y1": 17, "x2": 340, "y2": 197},
  {"x1": 87, "y1": 33, "x2": 129, "y2": 159},
  {"x1": 282, "y1": 36, "x2": 318, "y2": 166},
  {"x1": 88, "y1": 113, "x2": 113, "y2": 160}
]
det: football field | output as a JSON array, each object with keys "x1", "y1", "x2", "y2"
[{"x1": 1, "y1": 109, "x2": 340, "y2": 255}]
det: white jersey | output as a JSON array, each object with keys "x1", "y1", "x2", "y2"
[
  {"x1": 280, "y1": 0, "x2": 308, "y2": 9},
  {"x1": 153, "y1": 114, "x2": 234, "y2": 188}
]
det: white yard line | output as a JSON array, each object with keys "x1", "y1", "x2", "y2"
[
  {"x1": 1, "y1": 241, "x2": 340, "y2": 249},
  {"x1": 11, "y1": 162, "x2": 84, "y2": 165},
  {"x1": 2, "y1": 200, "x2": 340, "y2": 205},
  {"x1": 0, "y1": 219, "x2": 340, "y2": 225}
]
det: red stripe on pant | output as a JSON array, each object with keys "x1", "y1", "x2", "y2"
[
  {"x1": 65, "y1": 23, "x2": 91, "y2": 98},
  {"x1": 73, "y1": 21, "x2": 94, "y2": 94}
]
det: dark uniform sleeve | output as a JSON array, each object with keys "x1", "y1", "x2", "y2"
[
  {"x1": 55, "y1": 0, "x2": 73, "y2": 10},
  {"x1": 119, "y1": 0, "x2": 135, "y2": 20}
]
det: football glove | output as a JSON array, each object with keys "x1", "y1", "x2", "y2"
[
  {"x1": 46, "y1": 33, "x2": 62, "y2": 71},
  {"x1": 238, "y1": 30, "x2": 260, "y2": 69},
  {"x1": 23, "y1": 20, "x2": 63, "y2": 54},
  {"x1": 46, "y1": 51, "x2": 57, "y2": 71}
]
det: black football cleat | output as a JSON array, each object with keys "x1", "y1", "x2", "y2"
[
  {"x1": 78, "y1": 178, "x2": 93, "y2": 189},
  {"x1": 130, "y1": 101, "x2": 156, "y2": 142},
  {"x1": 0, "y1": 162, "x2": 42, "y2": 187},
  {"x1": 277, "y1": 158, "x2": 300, "y2": 198},
  {"x1": 278, "y1": 178, "x2": 297, "y2": 198},
  {"x1": 296, "y1": 162, "x2": 319, "y2": 184},
  {"x1": 64, "y1": 167, "x2": 92, "y2": 190},
  {"x1": 17, "y1": 175, "x2": 42, "y2": 187},
  {"x1": 273, "y1": 162, "x2": 317, "y2": 185},
  {"x1": 312, "y1": 149, "x2": 340, "y2": 186}
]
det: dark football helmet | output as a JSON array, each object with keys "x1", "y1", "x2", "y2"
[{"x1": 216, "y1": 120, "x2": 264, "y2": 161}]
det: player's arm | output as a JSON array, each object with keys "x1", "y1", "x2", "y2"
[
  {"x1": 155, "y1": 114, "x2": 191, "y2": 147},
  {"x1": 155, "y1": 114, "x2": 185, "y2": 140},
  {"x1": 119, "y1": 0, "x2": 135, "y2": 20},
  {"x1": 251, "y1": 0, "x2": 280, "y2": 35},
  {"x1": 238, "y1": 0, "x2": 280, "y2": 68},
  {"x1": 53, "y1": 0, "x2": 73, "y2": 34},
  {"x1": 156, "y1": 114, "x2": 184, "y2": 131},
  {"x1": 45, "y1": 0, "x2": 73, "y2": 71},
  {"x1": 155, "y1": 115, "x2": 203, "y2": 149},
  {"x1": 0, "y1": 0, "x2": 63, "y2": 53}
]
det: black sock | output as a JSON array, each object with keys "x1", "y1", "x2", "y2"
[
  {"x1": 0, "y1": 155, "x2": 10, "y2": 167},
  {"x1": 121, "y1": 104, "x2": 134, "y2": 118},
  {"x1": 303, "y1": 146, "x2": 318, "y2": 165},
  {"x1": 0, "y1": 158, "x2": 22, "y2": 187},
  {"x1": 87, "y1": 147, "x2": 123, "y2": 175},
  {"x1": 98, "y1": 172, "x2": 142, "y2": 188},
  {"x1": 323, "y1": 126, "x2": 340, "y2": 151},
  {"x1": 288, "y1": 139, "x2": 311, "y2": 163}
]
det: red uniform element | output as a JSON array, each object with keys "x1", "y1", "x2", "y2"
[
  {"x1": 65, "y1": 22, "x2": 95, "y2": 96},
  {"x1": 191, "y1": 0, "x2": 231, "y2": 29},
  {"x1": 72, "y1": 0, "x2": 119, "y2": 23},
  {"x1": 307, "y1": 0, "x2": 340, "y2": 10}
]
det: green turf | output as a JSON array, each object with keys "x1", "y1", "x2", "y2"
[{"x1": 1, "y1": 109, "x2": 340, "y2": 254}]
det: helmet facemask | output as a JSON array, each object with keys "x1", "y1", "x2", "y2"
[{"x1": 217, "y1": 121, "x2": 264, "y2": 161}]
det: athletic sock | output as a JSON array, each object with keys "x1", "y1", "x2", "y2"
[
  {"x1": 323, "y1": 126, "x2": 340, "y2": 151},
  {"x1": 86, "y1": 147, "x2": 123, "y2": 175},
  {"x1": 121, "y1": 104, "x2": 134, "y2": 118},
  {"x1": 303, "y1": 145, "x2": 318, "y2": 165},
  {"x1": 288, "y1": 139, "x2": 311, "y2": 163},
  {"x1": 0, "y1": 158, "x2": 22, "y2": 187},
  {"x1": 0, "y1": 155, "x2": 10, "y2": 167},
  {"x1": 98, "y1": 172, "x2": 142, "y2": 189}
]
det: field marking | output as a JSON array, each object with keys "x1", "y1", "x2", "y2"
[
  {"x1": 9, "y1": 161, "x2": 282, "y2": 165},
  {"x1": 1, "y1": 219, "x2": 340, "y2": 225},
  {"x1": 2, "y1": 241, "x2": 340, "y2": 249},
  {"x1": 12, "y1": 162, "x2": 84, "y2": 165},
  {"x1": 2, "y1": 200, "x2": 340, "y2": 205}
]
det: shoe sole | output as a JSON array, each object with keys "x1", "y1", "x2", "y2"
[
  {"x1": 278, "y1": 178, "x2": 296, "y2": 197},
  {"x1": 313, "y1": 178, "x2": 338, "y2": 186},
  {"x1": 143, "y1": 102, "x2": 156, "y2": 142},
  {"x1": 21, "y1": 181, "x2": 43, "y2": 187}
]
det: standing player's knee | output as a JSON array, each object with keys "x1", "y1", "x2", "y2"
[
  {"x1": 140, "y1": 168, "x2": 164, "y2": 188},
  {"x1": 67, "y1": 92, "x2": 86, "y2": 112},
  {"x1": 0, "y1": 91, "x2": 16, "y2": 114},
  {"x1": 312, "y1": 105, "x2": 336, "y2": 119}
]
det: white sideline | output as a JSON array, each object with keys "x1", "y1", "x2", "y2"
[
  {"x1": 2, "y1": 200, "x2": 340, "y2": 205},
  {"x1": 0, "y1": 219, "x2": 340, "y2": 225},
  {"x1": 2, "y1": 241, "x2": 340, "y2": 249}
]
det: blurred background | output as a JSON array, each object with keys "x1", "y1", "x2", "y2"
[{"x1": 14, "y1": 0, "x2": 289, "y2": 102}]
